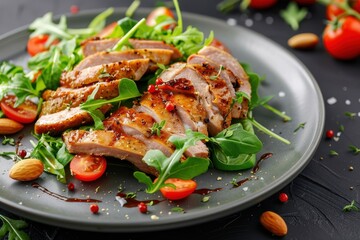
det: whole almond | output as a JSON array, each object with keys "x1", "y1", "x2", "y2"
[
  {"x1": 288, "y1": 33, "x2": 319, "y2": 49},
  {"x1": 9, "y1": 158, "x2": 44, "y2": 181},
  {"x1": 260, "y1": 211, "x2": 288, "y2": 237},
  {"x1": 0, "y1": 118, "x2": 24, "y2": 134}
]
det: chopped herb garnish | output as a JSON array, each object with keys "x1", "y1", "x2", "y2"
[
  {"x1": 0, "y1": 214, "x2": 30, "y2": 240},
  {"x1": 125, "y1": 192, "x2": 136, "y2": 198},
  {"x1": 349, "y1": 145, "x2": 360, "y2": 155},
  {"x1": 171, "y1": 207, "x2": 185, "y2": 213},
  {"x1": 280, "y1": 2, "x2": 308, "y2": 30},
  {"x1": 2, "y1": 136, "x2": 15, "y2": 146},
  {"x1": 329, "y1": 150, "x2": 339, "y2": 156},
  {"x1": 345, "y1": 111, "x2": 356, "y2": 119},
  {"x1": 343, "y1": 200, "x2": 359, "y2": 212},
  {"x1": 230, "y1": 177, "x2": 239, "y2": 187},
  {"x1": 209, "y1": 65, "x2": 224, "y2": 80},
  {"x1": 150, "y1": 120, "x2": 166, "y2": 136},
  {"x1": 201, "y1": 196, "x2": 210, "y2": 203},
  {"x1": 339, "y1": 124, "x2": 345, "y2": 132},
  {"x1": 294, "y1": 122, "x2": 306, "y2": 133}
]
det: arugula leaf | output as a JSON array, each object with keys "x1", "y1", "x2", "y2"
[
  {"x1": 134, "y1": 129, "x2": 210, "y2": 194},
  {"x1": 0, "y1": 214, "x2": 30, "y2": 240},
  {"x1": 0, "y1": 62, "x2": 43, "y2": 106},
  {"x1": 280, "y1": 2, "x2": 308, "y2": 31},
  {"x1": 30, "y1": 134, "x2": 73, "y2": 183},
  {"x1": 80, "y1": 78, "x2": 141, "y2": 129},
  {"x1": 112, "y1": 18, "x2": 146, "y2": 51}
]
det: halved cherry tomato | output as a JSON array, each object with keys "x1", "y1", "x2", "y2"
[
  {"x1": 95, "y1": 21, "x2": 117, "y2": 38},
  {"x1": 326, "y1": 0, "x2": 346, "y2": 20},
  {"x1": 27, "y1": 35, "x2": 59, "y2": 56},
  {"x1": 249, "y1": 0, "x2": 277, "y2": 9},
  {"x1": 323, "y1": 16, "x2": 360, "y2": 60},
  {"x1": 0, "y1": 95, "x2": 38, "y2": 124},
  {"x1": 159, "y1": 178, "x2": 197, "y2": 200},
  {"x1": 146, "y1": 6, "x2": 176, "y2": 30},
  {"x1": 70, "y1": 154, "x2": 107, "y2": 182}
]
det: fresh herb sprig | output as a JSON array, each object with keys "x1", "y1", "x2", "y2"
[
  {"x1": 0, "y1": 214, "x2": 30, "y2": 240},
  {"x1": 343, "y1": 200, "x2": 359, "y2": 212},
  {"x1": 150, "y1": 120, "x2": 166, "y2": 136},
  {"x1": 280, "y1": 2, "x2": 308, "y2": 31}
]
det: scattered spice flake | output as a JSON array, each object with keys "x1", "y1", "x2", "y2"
[
  {"x1": 202, "y1": 196, "x2": 210, "y2": 203},
  {"x1": 327, "y1": 97, "x2": 337, "y2": 105},
  {"x1": 343, "y1": 200, "x2": 359, "y2": 212},
  {"x1": 349, "y1": 145, "x2": 360, "y2": 155},
  {"x1": 294, "y1": 122, "x2": 306, "y2": 133},
  {"x1": 329, "y1": 150, "x2": 339, "y2": 156},
  {"x1": 150, "y1": 215, "x2": 159, "y2": 220},
  {"x1": 95, "y1": 186, "x2": 100, "y2": 193},
  {"x1": 349, "y1": 166, "x2": 354, "y2": 171},
  {"x1": 171, "y1": 207, "x2": 185, "y2": 213},
  {"x1": 345, "y1": 111, "x2": 356, "y2": 119}
]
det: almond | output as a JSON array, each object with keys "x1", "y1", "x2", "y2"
[
  {"x1": 288, "y1": 33, "x2": 319, "y2": 49},
  {"x1": 260, "y1": 211, "x2": 288, "y2": 237},
  {"x1": 0, "y1": 118, "x2": 24, "y2": 134},
  {"x1": 9, "y1": 158, "x2": 44, "y2": 181}
]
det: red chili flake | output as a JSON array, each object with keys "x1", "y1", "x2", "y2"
[
  {"x1": 138, "y1": 202, "x2": 147, "y2": 214},
  {"x1": 326, "y1": 130, "x2": 334, "y2": 139},
  {"x1": 70, "y1": 5, "x2": 79, "y2": 14},
  {"x1": 90, "y1": 204, "x2": 99, "y2": 214},
  {"x1": 147, "y1": 84, "x2": 156, "y2": 93},
  {"x1": 279, "y1": 192, "x2": 288, "y2": 203},
  {"x1": 165, "y1": 102, "x2": 175, "y2": 112},
  {"x1": 67, "y1": 182, "x2": 75, "y2": 191},
  {"x1": 155, "y1": 78, "x2": 163, "y2": 85},
  {"x1": 18, "y1": 149, "x2": 27, "y2": 159}
]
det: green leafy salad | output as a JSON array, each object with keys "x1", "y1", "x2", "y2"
[{"x1": 0, "y1": 0, "x2": 291, "y2": 196}]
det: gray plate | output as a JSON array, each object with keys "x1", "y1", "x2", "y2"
[{"x1": 0, "y1": 8, "x2": 324, "y2": 232}]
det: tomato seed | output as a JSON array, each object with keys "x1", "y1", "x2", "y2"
[
  {"x1": 326, "y1": 130, "x2": 334, "y2": 139},
  {"x1": 18, "y1": 149, "x2": 27, "y2": 159},
  {"x1": 67, "y1": 182, "x2": 75, "y2": 191},
  {"x1": 138, "y1": 202, "x2": 147, "y2": 213},
  {"x1": 90, "y1": 204, "x2": 99, "y2": 214},
  {"x1": 279, "y1": 192, "x2": 288, "y2": 203},
  {"x1": 147, "y1": 84, "x2": 156, "y2": 93}
]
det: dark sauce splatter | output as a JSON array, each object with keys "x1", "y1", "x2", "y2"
[
  {"x1": 116, "y1": 192, "x2": 163, "y2": 208},
  {"x1": 252, "y1": 152, "x2": 273, "y2": 174},
  {"x1": 32, "y1": 182, "x2": 101, "y2": 203},
  {"x1": 193, "y1": 187, "x2": 222, "y2": 195},
  {"x1": 15, "y1": 135, "x2": 24, "y2": 155},
  {"x1": 232, "y1": 178, "x2": 249, "y2": 189}
]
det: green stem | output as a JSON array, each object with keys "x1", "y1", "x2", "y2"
[
  {"x1": 249, "y1": 118, "x2": 291, "y2": 145},
  {"x1": 173, "y1": 0, "x2": 183, "y2": 32},
  {"x1": 112, "y1": 18, "x2": 146, "y2": 51},
  {"x1": 262, "y1": 103, "x2": 292, "y2": 122},
  {"x1": 126, "y1": 0, "x2": 141, "y2": 18}
]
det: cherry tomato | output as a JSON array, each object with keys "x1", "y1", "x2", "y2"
[
  {"x1": 27, "y1": 35, "x2": 58, "y2": 56},
  {"x1": 70, "y1": 154, "x2": 107, "y2": 182},
  {"x1": 352, "y1": 0, "x2": 360, "y2": 12},
  {"x1": 326, "y1": 0, "x2": 346, "y2": 20},
  {"x1": 323, "y1": 16, "x2": 360, "y2": 60},
  {"x1": 146, "y1": 6, "x2": 176, "y2": 29},
  {"x1": 249, "y1": 0, "x2": 277, "y2": 9},
  {"x1": 295, "y1": 0, "x2": 316, "y2": 5},
  {"x1": 159, "y1": 178, "x2": 197, "y2": 200},
  {"x1": 1, "y1": 95, "x2": 38, "y2": 124}
]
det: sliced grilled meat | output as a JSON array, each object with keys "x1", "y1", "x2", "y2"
[
  {"x1": 41, "y1": 80, "x2": 121, "y2": 115},
  {"x1": 34, "y1": 105, "x2": 111, "y2": 135},
  {"x1": 74, "y1": 49, "x2": 174, "y2": 72},
  {"x1": 82, "y1": 38, "x2": 182, "y2": 60},
  {"x1": 134, "y1": 91, "x2": 185, "y2": 135},
  {"x1": 103, "y1": 106, "x2": 175, "y2": 157},
  {"x1": 187, "y1": 54, "x2": 243, "y2": 118},
  {"x1": 63, "y1": 129, "x2": 158, "y2": 176},
  {"x1": 60, "y1": 59, "x2": 149, "y2": 88},
  {"x1": 198, "y1": 46, "x2": 251, "y2": 118}
]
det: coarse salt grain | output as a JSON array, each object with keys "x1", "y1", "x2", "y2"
[
  {"x1": 227, "y1": 18, "x2": 237, "y2": 26},
  {"x1": 327, "y1": 97, "x2": 337, "y2": 105},
  {"x1": 345, "y1": 100, "x2": 351, "y2": 105}
]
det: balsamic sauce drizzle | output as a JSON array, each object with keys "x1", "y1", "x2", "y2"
[
  {"x1": 116, "y1": 192, "x2": 163, "y2": 208},
  {"x1": 31, "y1": 182, "x2": 101, "y2": 203}
]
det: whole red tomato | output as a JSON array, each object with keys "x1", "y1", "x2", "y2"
[
  {"x1": 323, "y1": 16, "x2": 360, "y2": 60},
  {"x1": 249, "y1": 0, "x2": 277, "y2": 9},
  {"x1": 326, "y1": 0, "x2": 360, "y2": 20}
]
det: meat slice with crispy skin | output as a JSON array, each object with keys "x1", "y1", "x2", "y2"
[
  {"x1": 82, "y1": 38, "x2": 182, "y2": 60},
  {"x1": 198, "y1": 46, "x2": 251, "y2": 118},
  {"x1": 74, "y1": 49, "x2": 174, "y2": 72},
  {"x1": 63, "y1": 129, "x2": 158, "y2": 176},
  {"x1": 60, "y1": 59, "x2": 149, "y2": 88},
  {"x1": 34, "y1": 105, "x2": 111, "y2": 136},
  {"x1": 41, "y1": 80, "x2": 121, "y2": 115}
]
